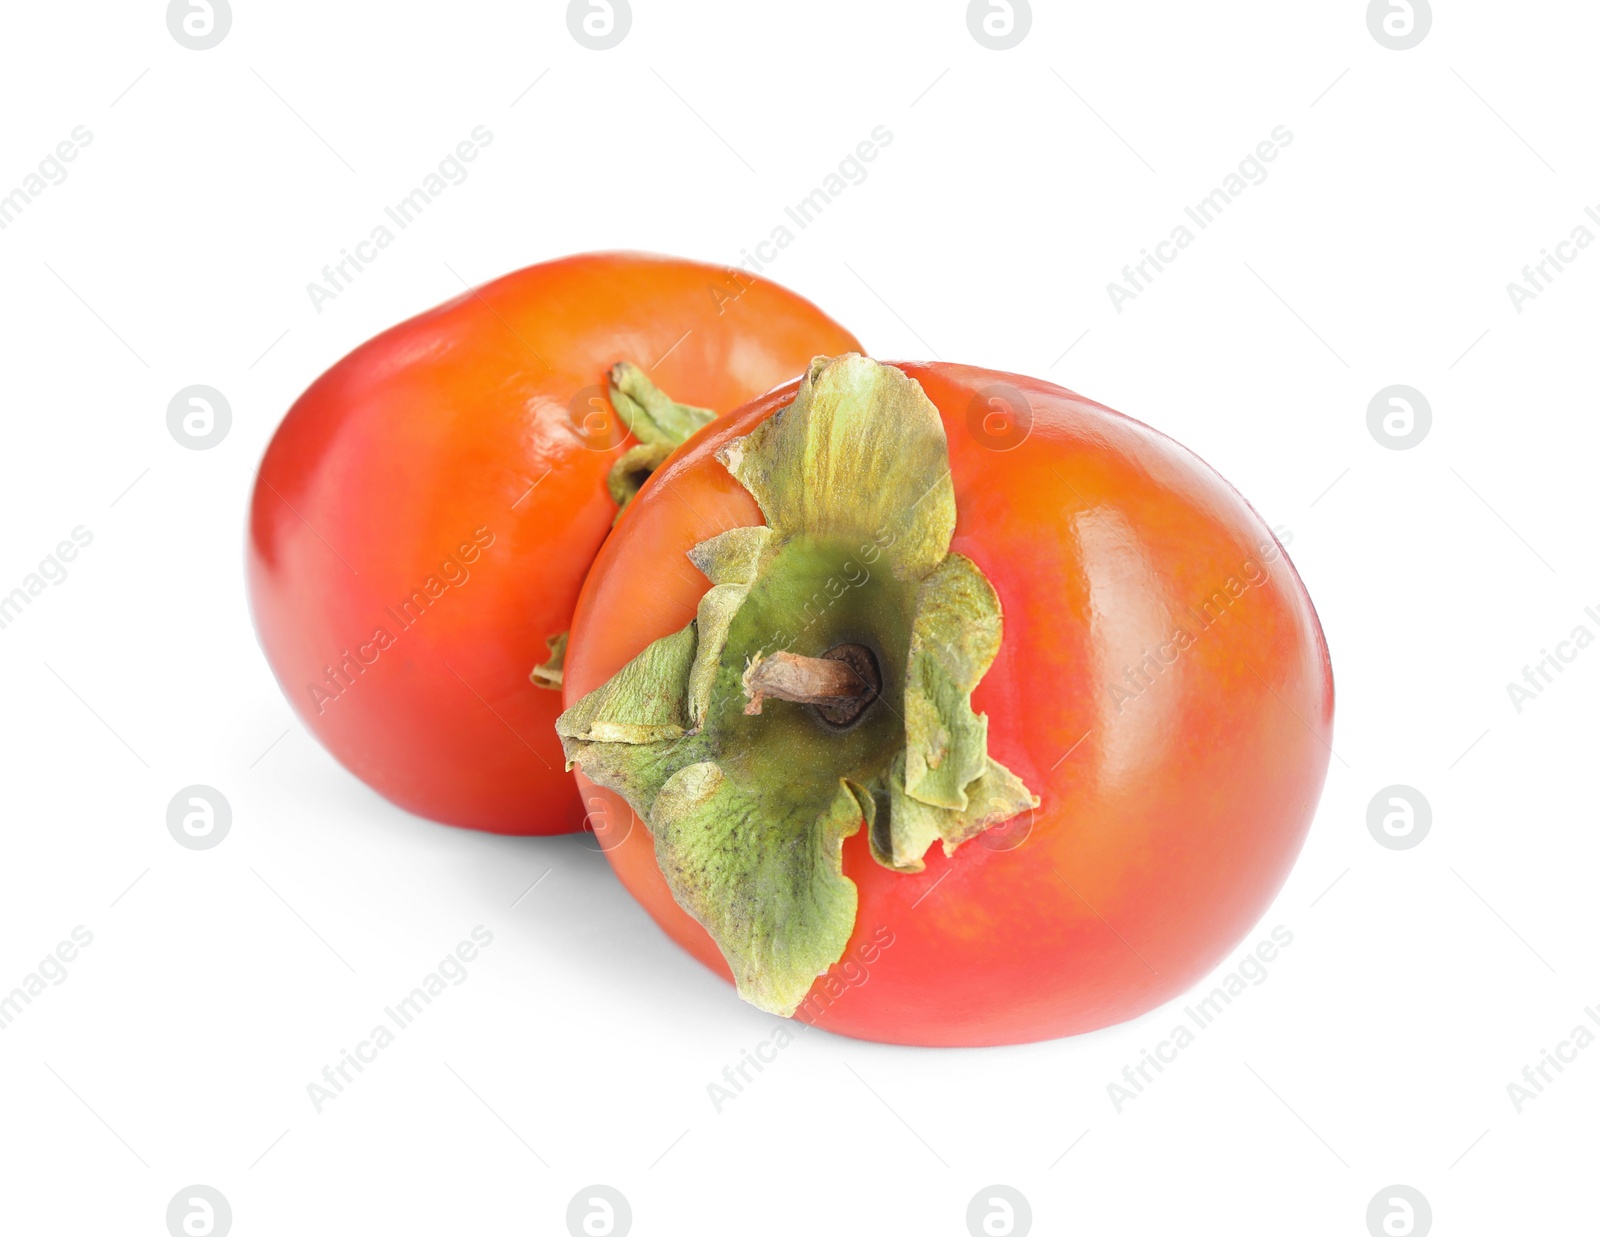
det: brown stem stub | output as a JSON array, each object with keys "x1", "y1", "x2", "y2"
[{"x1": 742, "y1": 644, "x2": 880, "y2": 726}]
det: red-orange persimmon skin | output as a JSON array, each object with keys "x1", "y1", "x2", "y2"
[
  {"x1": 565, "y1": 362, "x2": 1333, "y2": 1045},
  {"x1": 248, "y1": 253, "x2": 860, "y2": 835}
]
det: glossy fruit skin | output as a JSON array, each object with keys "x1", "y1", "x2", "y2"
[
  {"x1": 248, "y1": 252, "x2": 861, "y2": 834},
  {"x1": 564, "y1": 362, "x2": 1333, "y2": 1045}
]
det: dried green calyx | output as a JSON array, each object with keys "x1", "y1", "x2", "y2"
[
  {"x1": 534, "y1": 363, "x2": 716, "y2": 692},
  {"x1": 556, "y1": 355, "x2": 1037, "y2": 1016},
  {"x1": 604, "y1": 362, "x2": 716, "y2": 514}
]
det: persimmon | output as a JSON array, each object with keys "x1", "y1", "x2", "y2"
[
  {"x1": 248, "y1": 253, "x2": 860, "y2": 834},
  {"x1": 560, "y1": 355, "x2": 1333, "y2": 1045}
]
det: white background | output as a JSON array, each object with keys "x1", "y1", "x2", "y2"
[{"x1": 0, "y1": 1, "x2": 1593, "y2": 1234}]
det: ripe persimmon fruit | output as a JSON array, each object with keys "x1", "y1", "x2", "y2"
[
  {"x1": 560, "y1": 355, "x2": 1332, "y2": 1045},
  {"x1": 249, "y1": 253, "x2": 860, "y2": 833}
]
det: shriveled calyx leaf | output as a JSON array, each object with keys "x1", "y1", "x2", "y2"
[
  {"x1": 684, "y1": 526, "x2": 776, "y2": 727},
  {"x1": 609, "y1": 362, "x2": 716, "y2": 447},
  {"x1": 604, "y1": 362, "x2": 718, "y2": 515},
  {"x1": 872, "y1": 752, "x2": 1039, "y2": 873},
  {"x1": 903, "y1": 554, "x2": 1002, "y2": 808},
  {"x1": 551, "y1": 525, "x2": 776, "y2": 818},
  {"x1": 606, "y1": 443, "x2": 672, "y2": 509},
  {"x1": 555, "y1": 624, "x2": 696, "y2": 747},
  {"x1": 716, "y1": 354, "x2": 956, "y2": 580},
  {"x1": 554, "y1": 354, "x2": 1039, "y2": 1016},
  {"x1": 653, "y1": 765, "x2": 865, "y2": 1016},
  {"x1": 530, "y1": 630, "x2": 568, "y2": 690}
]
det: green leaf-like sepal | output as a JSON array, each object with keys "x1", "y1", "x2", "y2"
[
  {"x1": 606, "y1": 442, "x2": 673, "y2": 510},
  {"x1": 555, "y1": 624, "x2": 696, "y2": 747},
  {"x1": 563, "y1": 733, "x2": 713, "y2": 824},
  {"x1": 878, "y1": 753, "x2": 1040, "y2": 872},
  {"x1": 903, "y1": 553, "x2": 1002, "y2": 809},
  {"x1": 604, "y1": 363, "x2": 717, "y2": 515},
  {"x1": 557, "y1": 355, "x2": 1040, "y2": 1017},
  {"x1": 685, "y1": 526, "x2": 777, "y2": 727},
  {"x1": 716, "y1": 354, "x2": 955, "y2": 580},
  {"x1": 939, "y1": 757, "x2": 1039, "y2": 851},
  {"x1": 653, "y1": 764, "x2": 865, "y2": 1016},
  {"x1": 609, "y1": 361, "x2": 717, "y2": 447}
]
